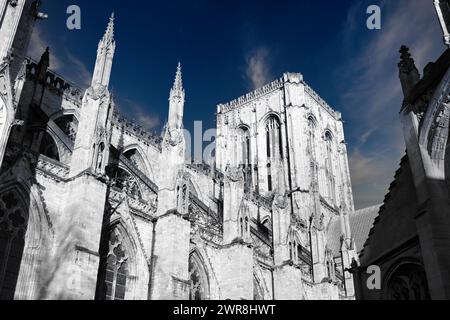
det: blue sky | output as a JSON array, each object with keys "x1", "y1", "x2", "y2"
[{"x1": 29, "y1": 0, "x2": 445, "y2": 209}]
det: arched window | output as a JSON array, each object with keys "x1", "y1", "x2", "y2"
[
  {"x1": 297, "y1": 244, "x2": 302, "y2": 264},
  {"x1": 387, "y1": 263, "x2": 430, "y2": 300},
  {"x1": 289, "y1": 241, "x2": 293, "y2": 260},
  {"x1": 36, "y1": 131, "x2": 60, "y2": 161},
  {"x1": 239, "y1": 127, "x2": 252, "y2": 193},
  {"x1": 177, "y1": 184, "x2": 188, "y2": 214},
  {"x1": 123, "y1": 148, "x2": 148, "y2": 175},
  {"x1": 307, "y1": 116, "x2": 317, "y2": 156},
  {"x1": 0, "y1": 191, "x2": 27, "y2": 300},
  {"x1": 189, "y1": 252, "x2": 209, "y2": 300},
  {"x1": 240, "y1": 217, "x2": 244, "y2": 237},
  {"x1": 96, "y1": 142, "x2": 105, "y2": 171},
  {"x1": 245, "y1": 217, "x2": 249, "y2": 234},
  {"x1": 54, "y1": 115, "x2": 79, "y2": 142},
  {"x1": 324, "y1": 132, "x2": 336, "y2": 203},
  {"x1": 265, "y1": 116, "x2": 282, "y2": 192},
  {"x1": 96, "y1": 227, "x2": 129, "y2": 300},
  {"x1": 106, "y1": 166, "x2": 142, "y2": 199}
]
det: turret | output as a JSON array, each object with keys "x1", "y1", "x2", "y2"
[
  {"x1": 69, "y1": 14, "x2": 115, "y2": 177},
  {"x1": 91, "y1": 13, "x2": 115, "y2": 88},
  {"x1": 167, "y1": 62, "x2": 185, "y2": 130},
  {"x1": 398, "y1": 45, "x2": 420, "y2": 99}
]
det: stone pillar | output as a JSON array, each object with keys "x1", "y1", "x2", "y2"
[
  {"x1": 216, "y1": 243, "x2": 253, "y2": 300},
  {"x1": 400, "y1": 103, "x2": 450, "y2": 300},
  {"x1": 44, "y1": 174, "x2": 107, "y2": 300},
  {"x1": 273, "y1": 263, "x2": 303, "y2": 300},
  {"x1": 223, "y1": 167, "x2": 244, "y2": 243},
  {"x1": 271, "y1": 194, "x2": 303, "y2": 300},
  {"x1": 150, "y1": 211, "x2": 191, "y2": 300}
]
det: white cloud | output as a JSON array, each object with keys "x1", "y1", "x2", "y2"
[
  {"x1": 65, "y1": 52, "x2": 92, "y2": 88},
  {"x1": 118, "y1": 98, "x2": 161, "y2": 131},
  {"x1": 245, "y1": 47, "x2": 272, "y2": 90}
]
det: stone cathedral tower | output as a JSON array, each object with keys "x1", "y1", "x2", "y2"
[{"x1": 0, "y1": 1, "x2": 357, "y2": 300}]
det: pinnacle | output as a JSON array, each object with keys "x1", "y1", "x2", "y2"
[{"x1": 173, "y1": 62, "x2": 184, "y2": 92}]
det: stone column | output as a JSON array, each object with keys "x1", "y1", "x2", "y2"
[
  {"x1": 150, "y1": 211, "x2": 191, "y2": 300},
  {"x1": 44, "y1": 174, "x2": 107, "y2": 300}
]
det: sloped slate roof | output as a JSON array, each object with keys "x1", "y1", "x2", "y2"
[
  {"x1": 326, "y1": 205, "x2": 381, "y2": 257},
  {"x1": 351, "y1": 205, "x2": 381, "y2": 254},
  {"x1": 326, "y1": 216, "x2": 343, "y2": 257}
]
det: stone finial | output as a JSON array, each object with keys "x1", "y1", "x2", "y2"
[
  {"x1": 398, "y1": 46, "x2": 418, "y2": 74},
  {"x1": 91, "y1": 13, "x2": 116, "y2": 88},
  {"x1": 103, "y1": 12, "x2": 115, "y2": 45},
  {"x1": 37, "y1": 47, "x2": 50, "y2": 82},
  {"x1": 171, "y1": 62, "x2": 184, "y2": 97},
  {"x1": 398, "y1": 45, "x2": 420, "y2": 98}
]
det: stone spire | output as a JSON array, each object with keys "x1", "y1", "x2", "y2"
[
  {"x1": 104, "y1": 12, "x2": 115, "y2": 46},
  {"x1": 398, "y1": 45, "x2": 420, "y2": 99},
  {"x1": 91, "y1": 13, "x2": 116, "y2": 88},
  {"x1": 167, "y1": 62, "x2": 185, "y2": 130}
]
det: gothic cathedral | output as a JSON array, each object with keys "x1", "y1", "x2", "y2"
[{"x1": 0, "y1": 0, "x2": 357, "y2": 300}]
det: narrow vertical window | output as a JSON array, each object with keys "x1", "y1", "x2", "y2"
[
  {"x1": 189, "y1": 253, "x2": 209, "y2": 300},
  {"x1": 96, "y1": 228, "x2": 128, "y2": 300},
  {"x1": 325, "y1": 132, "x2": 336, "y2": 203},
  {"x1": 239, "y1": 127, "x2": 252, "y2": 193},
  {"x1": 289, "y1": 242, "x2": 293, "y2": 260},
  {"x1": 265, "y1": 116, "x2": 282, "y2": 192}
]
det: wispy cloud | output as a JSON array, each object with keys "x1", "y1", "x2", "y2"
[
  {"x1": 65, "y1": 52, "x2": 92, "y2": 88},
  {"x1": 28, "y1": 25, "x2": 91, "y2": 88},
  {"x1": 245, "y1": 47, "x2": 272, "y2": 90},
  {"x1": 338, "y1": 0, "x2": 444, "y2": 209},
  {"x1": 117, "y1": 98, "x2": 161, "y2": 131},
  {"x1": 28, "y1": 25, "x2": 62, "y2": 70}
]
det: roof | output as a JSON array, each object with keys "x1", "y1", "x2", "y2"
[
  {"x1": 327, "y1": 216, "x2": 343, "y2": 257},
  {"x1": 351, "y1": 205, "x2": 381, "y2": 254},
  {"x1": 326, "y1": 205, "x2": 381, "y2": 257}
]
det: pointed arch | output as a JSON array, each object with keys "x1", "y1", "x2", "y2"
[
  {"x1": 418, "y1": 68, "x2": 450, "y2": 173},
  {"x1": 307, "y1": 114, "x2": 318, "y2": 128},
  {"x1": 383, "y1": 258, "x2": 430, "y2": 300},
  {"x1": 122, "y1": 145, "x2": 152, "y2": 177},
  {"x1": 0, "y1": 173, "x2": 52, "y2": 300},
  {"x1": 287, "y1": 227, "x2": 303, "y2": 263},
  {"x1": 324, "y1": 129, "x2": 336, "y2": 203},
  {"x1": 95, "y1": 216, "x2": 148, "y2": 300},
  {"x1": 189, "y1": 249, "x2": 210, "y2": 300},
  {"x1": 52, "y1": 112, "x2": 80, "y2": 142}
]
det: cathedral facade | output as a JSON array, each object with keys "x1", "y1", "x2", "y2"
[{"x1": 0, "y1": 0, "x2": 357, "y2": 300}]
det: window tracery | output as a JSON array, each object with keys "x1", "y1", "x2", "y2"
[
  {"x1": 96, "y1": 227, "x2": 129, "y2": 300},
  {"x1": 265, "y1": 116, "x2": 282, "y2": 192},
  {"x1": 0, "y1": 191, "x2": 27, "y2": 300},
  {"x1": 189, "y1": 253, "x2": 209, "y2": 300},
  {"x1": 387, "y1": 263, "x2": 430, "y2": 300}
]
